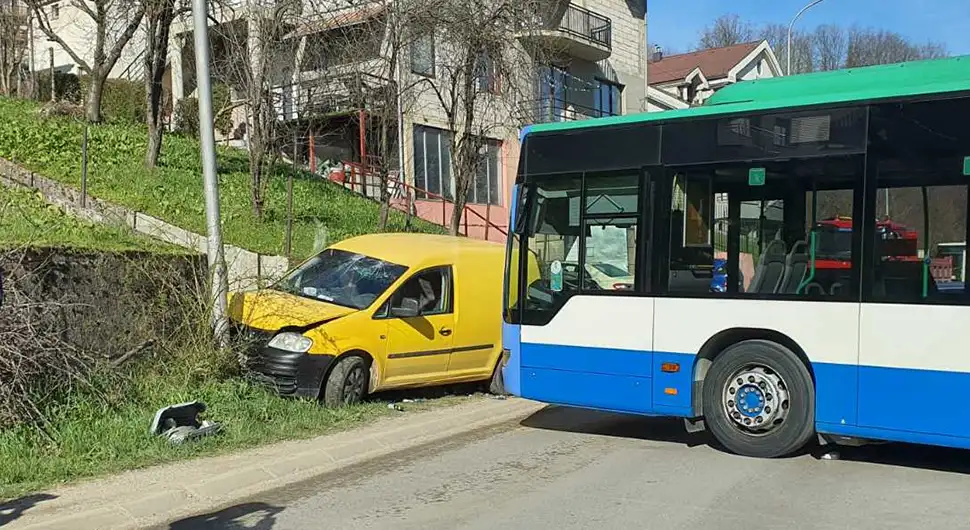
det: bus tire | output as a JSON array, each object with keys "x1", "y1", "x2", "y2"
[
  {"x1": 322, "y1": 355, "x2": 368, "y2": 407},
  {"x1": 702, "y1": 339, "x2": 815, "y2": 458}
]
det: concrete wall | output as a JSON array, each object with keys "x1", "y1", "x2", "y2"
[{"x1": 0, "y1": 157, "x2": 290, "y2": 292}]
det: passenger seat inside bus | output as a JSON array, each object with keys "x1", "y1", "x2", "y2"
[
  {"x1": 748, "y1": 238, "x2": 787, "y2": 293},
  {"x1": 779, "y1": 240, "x2": 810, "y2": 294}
]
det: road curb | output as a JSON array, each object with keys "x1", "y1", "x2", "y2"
[{"x1": 4, "y1": 397, "x2": 545, "y2": 530}]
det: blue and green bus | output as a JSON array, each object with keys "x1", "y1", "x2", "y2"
[{"x1": 502, "y1": 55, "x2": 970, "y2": 458}]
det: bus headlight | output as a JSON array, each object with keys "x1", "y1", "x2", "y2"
[{"x1": 268, "y1": 332, "x2": 313, "y2": 353}]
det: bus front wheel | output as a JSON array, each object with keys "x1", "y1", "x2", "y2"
[{"x1": 702, "y1": 339, "x2": 815, "y2": 458}]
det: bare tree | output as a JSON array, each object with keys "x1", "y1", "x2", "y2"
[
  {"x1": 697, "y1": 14, "x2": 755, "y2": 50},
  {"x1": 811, "y1": 24, "x2": 847, "y2": 72},
  {"x1": 144, "y1": 0, "x2": 185, "y2": 168},
  {"x1": 760, "y1": 22, "x2": 813, "y2": 74},
  {"x1": 292, "y1": 0, "x2": 416, "y2": 230},
  {"x1": 206, "y1": 0, "x2": 298, "y2": 218},
  {"x1": 0, "y1": 1, "x2": 30, "y2": 97},
  {"x1": 26, "y1": 0, "x2": 146, "y2": 122},
  {"x1": 846, "y1": 25, "x2": 947, "y2": 68},
  {"x1": 409, "y1": 0, "x2": 543, "y2": 235}
]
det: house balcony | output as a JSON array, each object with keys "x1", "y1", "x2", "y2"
[
  {"x1": 273, "y1": 70, "x2": 395, "y2": 122},
  {"x1": 517, "y1": 3, "x2": 612, "y2": 62},
  {"x1": 533, "y1": 98, "x2": 615, "y2": 124}
]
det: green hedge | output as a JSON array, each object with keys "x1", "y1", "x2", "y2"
[{"x1": 173, "y1": 83, "x2": 233, "y2": 138}]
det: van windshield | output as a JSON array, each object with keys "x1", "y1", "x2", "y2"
[{"x1": 274, "y1": 249, "x2": 407, "y2": 309}]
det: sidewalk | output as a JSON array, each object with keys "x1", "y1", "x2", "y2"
[{"x1": 2, "y1": 397, "x2": 544, "y2": 530}]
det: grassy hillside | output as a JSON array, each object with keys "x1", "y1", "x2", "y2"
[
  {"x1": 0, "y1": 98, "x2": 442, "y2": 259},
  {"x1": 0, "y1": 185, "x2": 180, "y2": 252}
]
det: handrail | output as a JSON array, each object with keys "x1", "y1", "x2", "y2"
[
  {"x1": 559, "y1": 3, "x2": 612, "y2": 50},
  {"x1": 340, "y1": 161, "x2": 508, "y2": 240},
  {"x1": 534, "y1": 97, "x2": 617, "y2": 123}
]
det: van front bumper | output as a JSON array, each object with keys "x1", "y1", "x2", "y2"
[{"x1": 234, "y1": 325, "x2": 335, "y2": 399}]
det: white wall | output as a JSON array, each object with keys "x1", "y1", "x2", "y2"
[{"x1": 30, "y1": 2, "x2": 146, "y2": 81}]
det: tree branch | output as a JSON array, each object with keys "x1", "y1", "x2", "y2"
[{"x1": 27, "y1": 2, "x2": 93, "y2": 73}]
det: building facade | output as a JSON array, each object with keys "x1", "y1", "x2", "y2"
[{"x1": 164, "y1": 0, "x2": 648, "y2": 240}]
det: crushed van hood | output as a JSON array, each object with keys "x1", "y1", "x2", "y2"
[{"x1": 228, "y1": 289, "x2": 356, "y2": 332}]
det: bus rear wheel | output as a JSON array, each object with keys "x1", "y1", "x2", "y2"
[{"x1": 702, "y1": 339, "x2": 815, "y2": 458}]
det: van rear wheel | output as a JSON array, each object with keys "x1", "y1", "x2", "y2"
[
  {"x1": 322, "y1": 355, "x2": 368, "y2": 407},
  {"x1": 702, "y1": 340, "x2": 815, "y2": 458}
]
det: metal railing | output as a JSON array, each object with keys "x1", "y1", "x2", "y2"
[
  {"x1": 273, "y1": 71, "x2": 394, "y2": 121},
  {"x1": 558, "y1": 3, "x2": 612, "y2": 50},
  {"x1": 534, "y1": 97, "x2": 616, "y2": 123},
  {"x1": 338, "y1": 161, "x2": 508, "y2": 241}
]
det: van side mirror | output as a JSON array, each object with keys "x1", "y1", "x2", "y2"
[{"x1": 390, "y1": 297, "x2": 420, "y2": 318}]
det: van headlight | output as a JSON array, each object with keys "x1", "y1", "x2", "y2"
[{"x1": 268, "y1": 332, "x2": 313, "y2": 353}]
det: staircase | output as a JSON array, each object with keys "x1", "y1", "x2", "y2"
[{"x1": 330, "y1": 161, "x2": 509, "y2": 243}]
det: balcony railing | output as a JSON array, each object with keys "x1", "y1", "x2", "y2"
[
  {"x1": 273, "y1": 71, "x2": 395, "y2": 121},
  {"x1": 558, "y1": 4, "x2": 612, "y2": 51},
  {"x1": 534, "y1": 98, "x2": 616, "y2": 124}
]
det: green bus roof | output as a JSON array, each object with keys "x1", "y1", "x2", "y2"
[{"x1": 527, "y1": 54, "x2": 970, "y2": 135}]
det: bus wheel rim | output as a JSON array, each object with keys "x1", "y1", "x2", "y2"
[{"x1": 721, "y1": 364, "x2": 791, "y2": 435}]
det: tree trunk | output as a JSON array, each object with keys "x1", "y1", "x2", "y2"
[
  {"x1": 379, "y1": 196, "x2": 390, "y2": 230},
  {"x1": 86, "y1": 74, "x2": 106, "y2": 123},
  {"x1": 250, "y1": 154, "x2": 265, "y2": 218},
  {"x1": 448, "y1": 199, "x2": 463, "y2": 236},
  {"x1": 144, "y1": 0, "x2": 175, "y2": 168},
  {"x1": 145, "y1": 117, "x2": 164, "y2": 167}
]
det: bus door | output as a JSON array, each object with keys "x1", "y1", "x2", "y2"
[{"x1": 516, "y1": 168, "x2": 658, "y2": 414}]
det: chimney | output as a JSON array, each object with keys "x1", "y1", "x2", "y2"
[{"x1": 652, "y1": 45, "x2": 663, "y2": 62}]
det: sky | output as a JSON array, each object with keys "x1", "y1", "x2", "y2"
[{"x1": 648, "y1": 0, "x2": 970, "y2": 57}]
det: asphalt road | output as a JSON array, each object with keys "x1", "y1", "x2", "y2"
[{"x1": 164, "y1": 405, "x2": 970, "y2": 530}]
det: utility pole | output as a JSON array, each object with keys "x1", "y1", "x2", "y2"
[
  {"x1": 787, "y1": 0, "x2": 824, "y2": 75},
  {"x1": 642, "y1": 0, "x2": 648, "y2": 112},
  {"x1": 192, "y1": 0, "x2": 229, "y2": 345}
]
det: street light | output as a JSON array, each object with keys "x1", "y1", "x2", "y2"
[
  {"x1": 787, "y1": 0, "x2": 824, "y2": 75},
  {"x1": 192, "y1": 0, "x2": 230, "y2": 345}
]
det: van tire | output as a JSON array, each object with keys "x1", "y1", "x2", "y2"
[
  {"x1": 702, "y1": 339, "x2": 815, "y2": 458},
  {"x1": 488, "y1": 359, "x2": 506, "y2": 395},
  {"x1": 322, "y1": 355, "x2": 368, "y2": 407}
]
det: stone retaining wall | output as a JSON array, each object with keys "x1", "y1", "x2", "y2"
[{"x1": 0, "y1": 157, "x2": 290, "y2": 291}]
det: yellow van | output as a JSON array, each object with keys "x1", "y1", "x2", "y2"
[{"x1": 229, "y1": 233, "x2": 524, "y2": 406}]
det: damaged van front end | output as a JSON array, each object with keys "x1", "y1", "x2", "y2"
[{"x1": 228, "y1": 247, "x2": 408, "y2": 401}]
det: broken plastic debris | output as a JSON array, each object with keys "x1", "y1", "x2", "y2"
[{"x1": 150, "y1": 401, "x2": 223, "y2": 445}]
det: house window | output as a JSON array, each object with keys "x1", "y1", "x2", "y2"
[
  {"x1": 538, "y1": 65, "x2": 567, "y2": 122},
  {"x1": 467, "y1": 139, "x2": 502, "y2": 206},
  {"x1": 50, "y1": 2, "x2": 59, "y2": 18},
  {"x1": 411, "y1": 30, "x2": 435, "y2": 77},
  {"x1": 475, "y1": 51, "x2": 500, "y2": 94},
  {"x1": 594, "y1": 79, "x2": 621, "y2": 117},
  {"x1": 413, "y1": 124, "x2": 452, "y2": 200},
  {"x1": 412, "y1": 125, "x2": 502, "y2": 206}
]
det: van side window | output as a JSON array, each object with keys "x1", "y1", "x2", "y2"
[{"x1": 390, "y1": 267, "x2": 453, "y2": 316}]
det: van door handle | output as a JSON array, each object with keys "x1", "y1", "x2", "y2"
[{"x1": 439, "y1": 327, "x2": 452, "y2": 336}]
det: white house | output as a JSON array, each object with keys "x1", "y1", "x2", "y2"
[{"x1": 646, "y1": 40, "x2": 783, "y2": 110}]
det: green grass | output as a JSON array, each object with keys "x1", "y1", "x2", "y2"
[
  {"x1": 0, "y1": 185, "x2": 182, "y2": 253},
  {"x1": 0, "y1": 97, "x2": 443, "y2": 259},
  {"x1": 0, "y1": 365, "x2": 476, "y2": 500}
]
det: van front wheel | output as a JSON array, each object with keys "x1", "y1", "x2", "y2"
[{"x1": 322, "y1": 356, "x2": 368, "y2": 407}]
